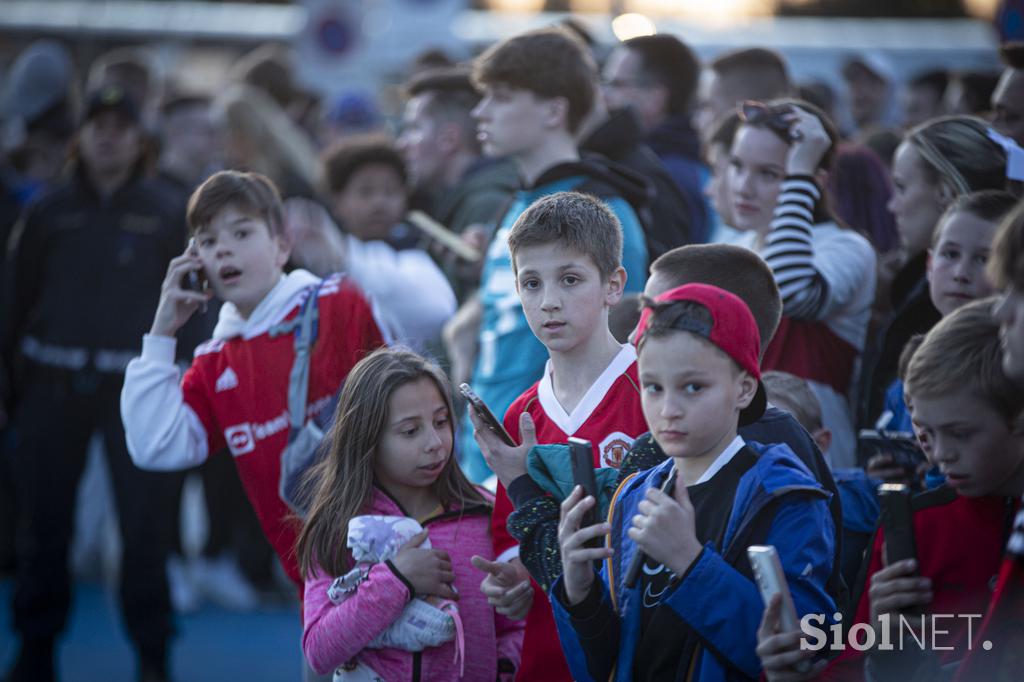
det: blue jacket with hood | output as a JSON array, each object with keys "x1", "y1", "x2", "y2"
[{"x1": 550, "y1": 440, "x2": 836, "y2": 682}]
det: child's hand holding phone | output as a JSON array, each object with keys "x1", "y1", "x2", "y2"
[
  {"x1": 868, "y1": 558, "x2": 932, "y2": 637},
  {"x1": 150, "y1": 241, "x2": 212, "y2": 338},
  {"x1": 558, "y1": 485, "x2": 613, "y2": 605},
  {"x1": 464, "y1": 385, "x2": 536, "y2": 488},
  {"x1": 627, "y1": 484, "x2": 703, "y2": 577},
  {"x1": 756, "y1": 593, "x2": 826, "y2": 681}
]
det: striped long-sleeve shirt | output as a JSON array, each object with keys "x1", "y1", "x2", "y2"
[
  {"x1": 760, "y1": 175, "x2": 876, "y2": 351},
  {"x1": 759, "y1": 175, "x2": 877, "y2": 468},
  {"x1": 763, "y1": 176, "x2": 832, "y2": 319}
]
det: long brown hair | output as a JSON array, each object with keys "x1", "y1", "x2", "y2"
[{"x1": 296, "y1": 347, "x2": 487, "y2": 578}]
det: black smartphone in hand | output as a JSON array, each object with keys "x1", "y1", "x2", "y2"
[
  {"x1": 568, "y1": 437, "x2": 601, "y2": 548},
  {"x1": 459, "y1": 383, "x2": 517, "y2": 447},
  {"x1": 878, "y1": 483, "x2": 917, "y2": 567},
  {"x1": 181, "y1": 237, "x2": 207, "y2": 293}
]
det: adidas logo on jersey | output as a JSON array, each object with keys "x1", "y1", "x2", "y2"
[{"x1": 215, "y1": 367, "x2": 239, "y2": 392}]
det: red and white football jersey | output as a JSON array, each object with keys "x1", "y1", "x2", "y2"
[
  {"x1": 182, "y1": 273, "x2": 385, "y2": 588},
  {"x1": 491, "y1": 344, "x2": 648, "y2": 682}
]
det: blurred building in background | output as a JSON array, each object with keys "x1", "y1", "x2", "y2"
[{"x1": 0, "y1": 0, "x2": 1006, "y2": 118}]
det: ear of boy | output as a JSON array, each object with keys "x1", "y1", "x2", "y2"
[
  {"x1": 275, "y1": 234, "x2": 292, "y2": 269},
  {"x1": 605, "y1": 266, "x2": 627, "y2": 306},
  {"x1": 438, "y1": 121, "x2": 461, "y2": 156},
  {"x1": 542, "y1": 96, "x2": 570, "y2": 132},
  {"x1": 812, "y1": 428, "x2": 833, "y2": 455},
  {"x1": 736, "y1": 372, "x2": 758, "y2": 410}
]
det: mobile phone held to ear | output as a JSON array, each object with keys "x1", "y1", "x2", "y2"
[
  {"x1": 748, "y1": 545, "x2": 812, "y2": 673},
  {"x1": 878, "y1": 483, "x2": 917, "y2": 567},
  {"x1": 458, "y1": 383, "x2": 517, "y2": 447},
  {"x1": 568, "y1": 437, "x2": 601, "y2": 548},
  {"x1": 181, "y1": 238, "x2": 207, "y2": 293}
]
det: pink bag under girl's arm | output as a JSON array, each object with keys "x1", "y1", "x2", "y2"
[{"x1": 302, "y1": 561, "x2": 411, "y2": 675}]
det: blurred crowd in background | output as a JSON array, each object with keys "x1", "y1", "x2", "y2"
[{"x1": 0, "y1": 4, "x2": 1022, "y2": 680}]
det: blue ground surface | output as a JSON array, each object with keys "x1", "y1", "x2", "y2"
[{"x1": 0, "y1": 579, "x2": 304, "y2": 681}]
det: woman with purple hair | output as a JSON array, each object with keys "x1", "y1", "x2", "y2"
[{"x1": 829, "y1": 143, "x2": 900, "y2": 255}]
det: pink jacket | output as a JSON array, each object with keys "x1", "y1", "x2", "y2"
[{"x1": 303, "y1": 487, "x2": 524, "y2": 680}]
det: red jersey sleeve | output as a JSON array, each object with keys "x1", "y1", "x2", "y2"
[{"x1": 181, "y1": 357, "x2": 227, "y2": 456}]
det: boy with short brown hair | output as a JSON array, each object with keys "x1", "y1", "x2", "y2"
[
  {"x1": 472, "y1": 28, "x2": 596, "y2": 136},
  {"x1": 122, "y1": 170, "x2": 386, "y2": 592},
  {"x1": 786, "y1": 300, "x2": 1024, "y2": 681},
  {"x1": 471, "y1": 191, "x2": 649, "y2": 682}
]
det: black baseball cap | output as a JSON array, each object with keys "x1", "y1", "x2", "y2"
[{"x1": 84, "y1": 85, "x2": 141, "y2": 124}]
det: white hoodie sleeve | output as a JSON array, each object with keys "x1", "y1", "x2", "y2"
[
  {"x1": 342, "y1": 237, "x2": 456, "y2": 348},
  {"x1": 120, "y1": 334, "x2": 210, "y2": 471}
]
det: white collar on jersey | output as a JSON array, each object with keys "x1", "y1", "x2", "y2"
[
  {"x1": 690, "y1": 436, "x2": 746, "y2": 487},
  {"x1": 212, "y1": 268, "x2": 321, "y2": 341},
  {"x1": 536, "y1": 343, "x2": 637, "y2": 436}
]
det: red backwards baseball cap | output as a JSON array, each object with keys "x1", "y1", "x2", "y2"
[{"x1": 634, "y1": 283, "x2": 767, "y2": 426}]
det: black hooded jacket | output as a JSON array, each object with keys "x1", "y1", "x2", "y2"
[
  {"x1": 582, "y1": 108, "x2": 694, "y2": 257},
  {"x1": 1, "y1": 164, "x2": 186, "y2": 395}
]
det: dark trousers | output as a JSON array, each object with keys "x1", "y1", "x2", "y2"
[{"x1": 6, "y1": 369, "x2": 177, "y2": 666}]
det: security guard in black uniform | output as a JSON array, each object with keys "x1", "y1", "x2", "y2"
[{"x1": 2, "y1": 85, "x2": 184, "y2": 682}]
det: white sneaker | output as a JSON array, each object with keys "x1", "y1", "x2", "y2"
[
  {"x1": 167, "y1": 555, "x2": 201, "y2": 613},
  {"x1": 191, "y1": 555, "x2": 260, "y2": 612}
]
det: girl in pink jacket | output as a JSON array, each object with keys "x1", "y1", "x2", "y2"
[{"x1": 296, "y1": 347, "x2": 524, "y2": 680}]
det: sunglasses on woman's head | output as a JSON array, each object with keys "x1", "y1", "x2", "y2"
[{"x1": 739, "y1": 101, "x2": 802, "y2": 142}]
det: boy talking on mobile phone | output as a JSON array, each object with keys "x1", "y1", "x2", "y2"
[{"x1": 121, "y1": 170, "x2": 385, "y2": 596}]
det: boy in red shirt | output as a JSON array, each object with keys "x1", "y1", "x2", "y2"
[
  {"x1": 757, "y1": 300, "x2": 1024, "y2": 681},
  {"x1": 953, "y1": 192, "x2": 1024, "y2": 681},
  {"x1": 471, "y1": 191, "x2": 648, "y2": 682},
  {"x1": 121, "y1": 171, "x2": 385, "y2": 591}
]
